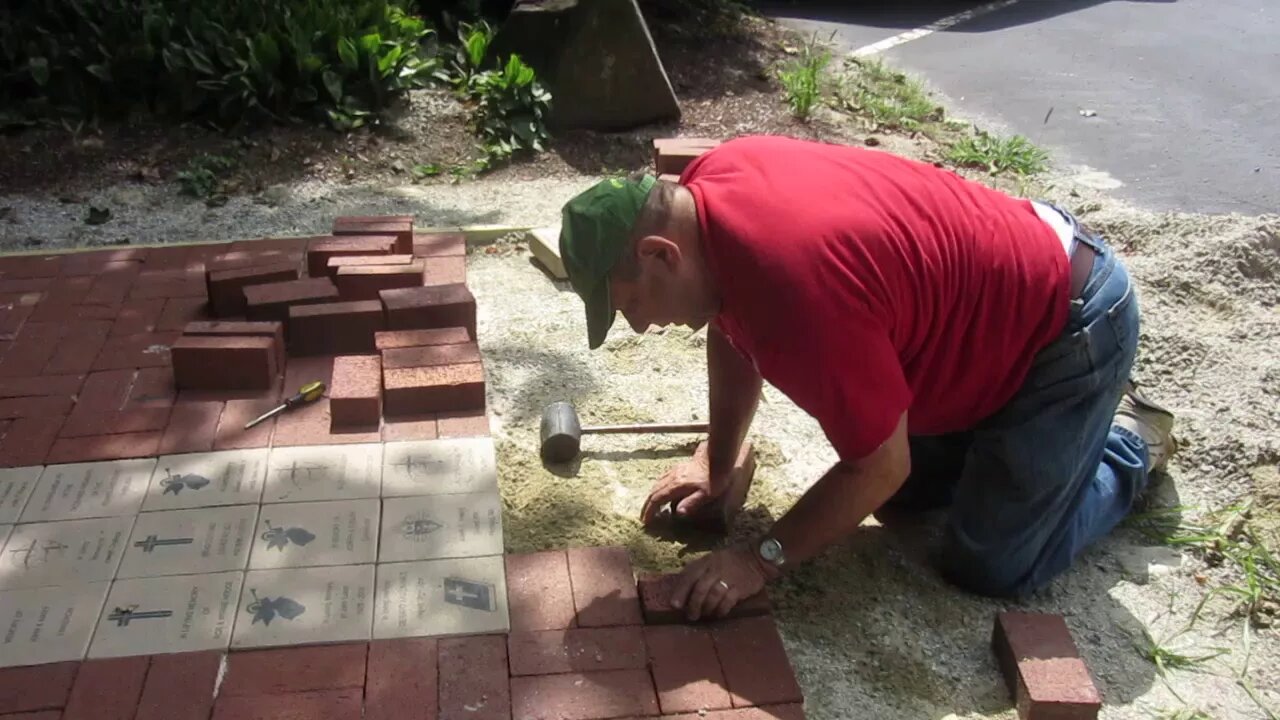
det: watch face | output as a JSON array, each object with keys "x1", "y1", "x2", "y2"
[{"x1": 760, "y1": 538, "x2": 782, "y2": 563}]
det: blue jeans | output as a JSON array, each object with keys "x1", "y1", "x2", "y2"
[{"x1": 884, "y1": 208, "x2": 1149, "y2": 597}]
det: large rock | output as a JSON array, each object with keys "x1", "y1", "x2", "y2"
[{"x1": 490, "y1": 0, "x2": 681, "y2": 131}]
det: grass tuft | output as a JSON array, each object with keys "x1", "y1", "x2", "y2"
[
  {"x1": 778, "y1": 37, "x2": 831, "y2": 121},
  {"x1": 1136, "y1": 626, "x2": 1229, "y2": 677},
  {"x1": 944, "y1": 130, "x2": 1048, "y2": 175},
  {"x1": 832, "y1": 57, "x2": 942, "y2": 132}
]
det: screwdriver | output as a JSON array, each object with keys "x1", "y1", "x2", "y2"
[{"x1": 244, "y1": 381, "x2": 326, "y2": 429}]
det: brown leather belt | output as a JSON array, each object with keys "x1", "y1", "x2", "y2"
[{"x1": 1069, "y1": 240, "x2": 1097, "y2": 298}]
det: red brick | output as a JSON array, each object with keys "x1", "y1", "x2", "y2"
[
  {"x1": 567, "y1": 546, "x2": 642, "y2": 628},
  {"x1": 654, "y1": 138, "x2": 720, "y2": 175},
  {"x1": 159, "y1": 401, "x2": 225, "y2": 455},
  {"x1": 381, "y1": 414, "x2": 438, "y2": 442},
  {"x1": 0, "y1": 375, "x2": 84, "y2": 398},
  {"x1": 45, "y1": 431, "x2": 163, "y2": 463},
  {"x1": 645, "y1": 625, "x2": 732, "y2": 714},
  {"x1": 0, "y1": 255, "x2": 62, "y2": 279},
  {"x1": 82, "y1": 274, "x2": 136, "y2": 307},
  {"x1": 637, "y1": 573, "x2": 770, "y2": 625},
  {"x1": 374, "y1": 328, "x2": 471, "y2": 351},
  {"x1": 366, "y1": 638, "x2": 438, "y2": 720},
  {"x1": 334, "y1": 261, "x2": 425, "y2": 301},
  {"x1": 134, "y1": 651, "x2": 220, "y2": 720},
  {"x1": 382, "y1": 342, "x2": 480, "y2": 370},
  {"x1": 506, "y1": 551, "x2": 577, "y2": 632},
  {"x1": 508, "y1": 627, "x2": 646, "y2": 676},
  {"x1": 141, "y1": 245, "x2": 197, "y2": 271},
  {"x1": 230, "y1": 236, "x2": 313, "y2": 256},
  {"x1": 992, "y1": 612, "x2": 1102, "y2": 720},
  {"x1": 0, "y1": 415, "x2": 65, "y2": 467},
  {"x1": 422, "y1": 256, "x2": 466, "y2": 287},
  {"x1": 380, "y1": 284, "x2": 476, "y2": 338},
  {"x1": 156, "y1": 297, "x2": 209, "y2": 331},
  {"x1": 91, "y1": 332, "x2": 177, "y2": 371},
  {"x1": 60, "y1": 249, "x2": 147, "y2": 275},
  {"x1": 222, "y1": 643, "x2": 367, "y2": 696},
  {"x1": 712, "y1": 616, "x2": 803, "y2": 708},
  {"x1": 273, "y1": 398, "x2": 380, "y2": 446},
  {"x1": 0, "y1": 711, "x2": 64, "y2": 720},
  {"x1": 244, "y1": 277, "x2": 340, "y2": 322},
  {"x1": 58, "y1": 369, "x2": 132, "y2": 437},
  {"x1": 111, "y1": 298, "x2": 167, "y2": 336},
  {"x1": 306, "y1": 236, "x2": 397, "y2": 277},
  {"x1": 172, "y1": 335, "x2": 278, "y2": 391},
  {"x1": 326, "y1": 253, "x2": 414, "y2": 277},
  {"x1": 212, "y1": 689, "x2": 362, "y2": 720},
  {"x1": 43, "y1": 320, "x2": 112, "y2": 375},
  {"x1": 383, "y1": 363, "x2": 484, "y2": 417},
  {"x1": 287, "y1": 300, "x2": 384, "y2": 356},
  {"x1": 207, "y1": 249, "x2": 303, "y2": 274},
  {"x1": 62, "y1": 656, "x2": 148, "y2": 720},
  {"x1": 182, "y1": 320, "x2": 285, "y2": 368},
  {"x1": 29, "y1": 303, "x2": 120, "y2": 325},
  {"x1": 331, "y1": 355, "x2": 382, "y2": 429},
  {"x1": 0, "y1": 278, "x2": 52, "y2": 294},
  {"x1": 413, "y1": 232, "x2": 466, "y2": 258},
  {"x1": 129, "y1": 269, "x2": 206, "y2": 300},
  {"x1": 0, "y1": 396, "x2": 74, "y2": 419},
  {"x1": 0, "y1": 323, "x2": 62, "y2": 377},
  {"x1": 0, "y1": 306, "x2": 34, "y2": 342},
  {"x1": 333, "y1": 218, "x2": 413, "y2": 254},
  {"x1": 0, "y1": 662, "x2": 78, "y2": 714},
  {"x1": 29, "y1": 277, "x2": 93, "y2": 315},
  {"x1": 661, "y1": 706, "x2": 807, "y2": 720},
  {"x1": 207, "y1": 262, "x2": 299, "y2": 317},
  {"x1": 439, "y1": 636, "x2": 509, "y2": 720},
  {"x1": 510, "y1": 670, "x2": 658, "y2": 720},
  {"x1": 215, "y1": 396, "x2": 279, "y2": 449},
  {"x1": 437, "y1": 410, "x2": 490, "y2": 438}
]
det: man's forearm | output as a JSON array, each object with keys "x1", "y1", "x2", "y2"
[
  {"x1": 763, "y1": 416, "x2": 910, "y2": 571},
  {"x1": 707, "y1": 325, "x2": 762, "y2": 478}
]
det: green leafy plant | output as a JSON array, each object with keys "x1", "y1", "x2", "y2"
[
  {"x1": 446, "y1": 19, "x2": 496, "y2": 93},
  {"x1": 945, "y1": 131, "x2": 1049, "y2": 175},
  {"x1": 466, "y1": 53, "x2": 551, "y2": 170},
  {"x1": 178, "y1": 154, "x2": 235, "y2": 198},
  {"x1": 778, "y1": 41, "x2": 829, "y2": 120},
  {"x1": 0, "y1": 0, "x2": 439, "y2": 131}
]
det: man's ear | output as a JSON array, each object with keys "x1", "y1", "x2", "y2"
[{"x1": 635, "y1": 235, "x2": 681, "y2": 271}]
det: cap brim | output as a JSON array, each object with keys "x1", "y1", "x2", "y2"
[{"x1": 585, "y1": 278, "x2": 616, "y2": 350}]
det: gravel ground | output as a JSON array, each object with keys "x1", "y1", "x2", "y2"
[{"x1": 2, "y1": 125, "x2": 1276, "y2": 720}]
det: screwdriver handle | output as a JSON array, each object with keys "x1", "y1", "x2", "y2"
[{"x1": 285, "y1": 381, "x2": 326, "y2": 408}]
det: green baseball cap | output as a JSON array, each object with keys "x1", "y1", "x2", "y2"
[{"x1": 559, "y1": 174, "x2": 657, "y2": 349}]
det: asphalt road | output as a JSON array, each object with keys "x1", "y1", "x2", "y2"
[{"x1": 760, "y1": 0, "x2": 1278, "y2": 215}]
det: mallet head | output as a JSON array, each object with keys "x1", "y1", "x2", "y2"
[{"x1": 540, "y1": 401, "x2": 583, "y2": 464}]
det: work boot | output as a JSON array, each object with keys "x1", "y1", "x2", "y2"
[{"x1": 1114, "y1": 380, "x2": 1177, "y2": 473}]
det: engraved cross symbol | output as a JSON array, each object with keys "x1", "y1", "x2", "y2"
[
  {"x1": 446, "y1": 585, "x2": 478, "y2": 603},
  {"x1": 393, "y1": 456, "x2": 447, "y2": 478},
  {"x1": 276, "y1": 461, "x2": 326, "y2": 486},
  {"x1": 108, "y1": 606, "x2": 173, "y2": 626},
  {"x1": 134, "y1": 535, "x2": 194, "y2": 552}
]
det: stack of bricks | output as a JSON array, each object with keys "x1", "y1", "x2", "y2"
[
  {"x1": 171, "y1": 321, "x2": 284, "y2": 392},
  {"x1": 654, "y1": 137, "x2": 721, "y2": 181},
  {"x1": 0, "y1": 213, "x2": 489, "y2": 466},
  {"x1": 374, "y1": 327, "x2": 485, "y2": 420}
]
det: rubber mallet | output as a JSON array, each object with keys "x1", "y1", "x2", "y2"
[{"x1": 539, "y1": 401, "x2": 709, "y2": 464}]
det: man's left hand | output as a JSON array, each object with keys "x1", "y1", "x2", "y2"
[{"x1": 669, "y1": 542, "x2": 773, "y2": 622}]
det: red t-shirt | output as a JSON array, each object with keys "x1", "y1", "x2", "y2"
[{"x1": 682, "y1": 136, "x2": 1070, "y2": 460}]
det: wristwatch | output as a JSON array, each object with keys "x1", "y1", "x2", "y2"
[{"x1": 757, "y1": 537, "x2": 786, "y2": 569}]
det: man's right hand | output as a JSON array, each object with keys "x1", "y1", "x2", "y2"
[{"x1": 640, "y1": 443, "x2": 728, "y2": 525}]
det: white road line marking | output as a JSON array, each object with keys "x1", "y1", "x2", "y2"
[{"x1": 850, "y1": 0, "x2": 1025, "y2": 57}]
